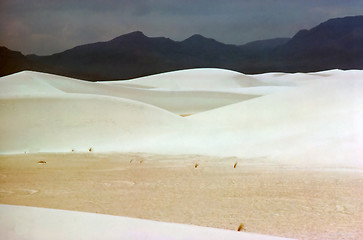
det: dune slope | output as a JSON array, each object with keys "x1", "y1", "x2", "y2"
[
  {"x1": 0, "y1": 94, "x2": 184, "y2": 154},
  {"x1": 0, "y1": 68, "x2": 362, "y2": 168},
  {"x1": 185, "y1": 72, "x2": 363, "y2": 167},
  {"x1": 0, "y1": 204, "x2": 294, "y2": 240},
  {"x1": 104, "y1": 68, "x2": 267, "y2": 90},
  {"x1": 1, "y1": 71, "x2": 260, "y2": 115}
]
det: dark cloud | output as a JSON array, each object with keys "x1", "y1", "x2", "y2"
[{"x1": 1, "y1": 0, "x2": 362, "y2": 55}]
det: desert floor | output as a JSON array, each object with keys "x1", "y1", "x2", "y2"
[{"x1": 0, "y1": 153, "x2": 362, "y2": 240}]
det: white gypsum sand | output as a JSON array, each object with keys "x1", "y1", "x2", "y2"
[
  {"x1": 0, "y1": 70, "x2": 260, "y2": 115},
  {"x1": 0, "y1": 153, "x2": 362, "y2": 240},
  {"x1": 0, "y1": 69, "x2": 362, "y2": 168},
  {"x1": 0, "y1": 68, "x2": 362, "y2": 239},
  {"x1": 0, "y1": 204, "x2": 294, "y2": 240}
]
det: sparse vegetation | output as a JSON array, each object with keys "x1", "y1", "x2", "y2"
[
  {"x1": 234, "y1": 162, "x2": 238, "y2": 168},
  {"x1": 237, "y1": 223, "x2": 246, "y2": 231},
  {"x1": 195, "y1": 163, "x2": 199, "y2": 168},
  {"x1": 129, "y1": 158, "x2": 144, "y2": 164},
  {"x1": 89, "y1": 147, "x2": 92, "y2": 152},
  {"x1": 37, "y1": 160, "x2": 46, "y2": 164},
  {"x1": 72, "y1": 149, "x2": 75, "y2": 152}
]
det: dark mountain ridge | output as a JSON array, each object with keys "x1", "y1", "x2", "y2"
[
  {"x1": 239, "y1": 38, "x2": 291, "y2": 53},
  {"x1": 271, "y1": 15, "x2": 363, "y2": 72},
  {"x1": 1, "y1": 15, "x2": 362, "y2": 80}
]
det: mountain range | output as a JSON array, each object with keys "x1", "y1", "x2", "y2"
[{"x1": 1, "y1": 15, "x2": 362, "y2": 80}]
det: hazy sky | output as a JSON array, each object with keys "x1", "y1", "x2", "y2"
[{"x1": 1, "y1": 0, "x2": 362, "y2": 55}]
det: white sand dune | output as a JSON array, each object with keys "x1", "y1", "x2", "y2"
[
  {"x1": 0, "y1": 94, "x2": 185, "y2": 154},
  {"x1": 103, "y1": 68, "x2": 267, "y2": 90},
  {"x1": 0, "y1": 72, "x2": 65, "y2": 95},
  {"x1": 1, "y1": 68, "x2": 362, "y2": 167},
  {"x1": 252, "y1": 72, "x2": 328, "y2": 86},
  {"x1": 0, "y1": 204, "x2": 294, "y2": 240},
  {"x1": 1, "y1": 68, "x2": 362, "y2": 240},
  {"x1": 0, "y1": 71, "x2": 258, "y2": 115},
  {"x1": 253, "y1": 69, "x2": 363, "y2": 86},
  {"x1": 185, "y1": 73, "x2": 363, "y2": 167}
]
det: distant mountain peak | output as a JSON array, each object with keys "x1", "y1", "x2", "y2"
[
  {"x1": 188, "y1": 34, "x2": 206, "y2": 39},
  {"x1": 321, "y1": 15, "x2": 363, "y2": 26},
  {"x1": 288, "y1": 15, "x2": 363, "y2": 48},
  {"x1": 110, "y1": 31, "x2": 148, "y2": 42},
  {"x1": 124, "y1": 31, "x2": 146, "y2": 37},
  {"x1": 291, "y1": 15, "x2": 363, "y2": 40},
  {"x1": 184, "y1": 34, "x2": 215, "y2": 42},
  {"x1": 181, "y1": 34, "x2": 226, "y2": 48}
]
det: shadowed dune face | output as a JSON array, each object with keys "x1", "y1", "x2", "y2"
[
  {"x1": 0, "y1": 95, "x2": 184, "y2": 154},
  {"x1": 0, "y1": 70, "x2": 262, "y2": 115},
  {"x1": 0, "y1": 68, "x2": 363, "y2": 168},
  {"x1": 1, "y1": 68, "x2": 362, "y2": 168},
  {"x1": 108, "y1": 68, "x2": 267, "y2": 90}
]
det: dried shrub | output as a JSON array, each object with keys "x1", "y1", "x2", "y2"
[{"x1": 237, "y1": 223, "x2": 246, "y2": 231}]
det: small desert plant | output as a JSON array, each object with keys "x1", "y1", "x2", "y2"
[
  {"x1": 37, "y1": 160, "x2": 46, "y2": 164},
  {"x1": 234, "y1": 162, "x2": 238, "y2": 168},
  {"x1": 139, "y1": 159, "x2": 144, "y2": 163},
  {"x1": 237, "y1": 223, "x2": 246, "y2": 231},
  {"x1": 72, "y1": 149, "x2": 75, "y2": 152},
  {"x1": 89, "y1": 147, "x2": 92, "y2": 152},
  {"x1": 194, "y1": 163, "x2": 199, "y2": 168}
]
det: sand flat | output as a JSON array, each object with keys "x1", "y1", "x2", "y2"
[{"x1": 1, "y1": 153, "x2": 362, "y2": 240}]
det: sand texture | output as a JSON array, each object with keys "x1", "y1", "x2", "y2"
[
  {"x1": 1, "y1": 68, "x2": 362, "y2": 239},
  {"x1": 1, "y1": 153, "x2": 362, "y2": 239}
]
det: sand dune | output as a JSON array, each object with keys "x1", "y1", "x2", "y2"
[
  {"x1": 0, "y1": 204, "x2": 294, "y2": 240},
  {"x1": 104, "y1": 68, "x2": 268, "y2": 90},
  {"x1": 1, "y1": 68, "x2": 362, "y2": 168},
  {"x1": 0, "y1": 72, "x2": 65, "y2": 95},
  {"x1": 186, "y1": 72, "x2": 363, "y2": 167},
  {"x1": 1, "y1": 71, "x2": 259, "y2": 115},
  {"x1": 0, "y1": 94, "x2": 184, "y2": 154},
  {"x1": 1, "y1": 68, "x2": 362, "y2": 239}
]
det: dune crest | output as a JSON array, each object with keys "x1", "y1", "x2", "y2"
[{"x1": 1, "y1": 68, "x2": 362, "y2": 168}]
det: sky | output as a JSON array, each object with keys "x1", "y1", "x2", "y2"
[{"x1": 1, "y1": 0, "x2": 362, "y2": 55}]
